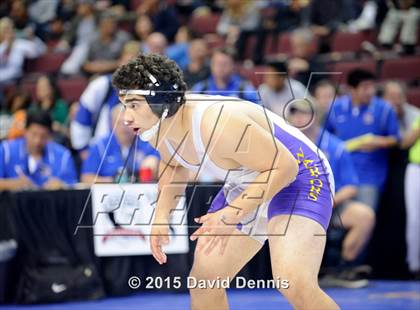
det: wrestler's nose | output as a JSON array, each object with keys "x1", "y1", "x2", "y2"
[{"x1": 123, "y1": 110, "x2": 134, "y2": 126}]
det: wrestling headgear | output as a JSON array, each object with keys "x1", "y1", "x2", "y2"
[{"x1": 119, "y1": 72, "x2": 184, "y2": 141}]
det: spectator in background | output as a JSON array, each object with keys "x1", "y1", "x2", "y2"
[
  {"x1": 144, "y1": 30, "x2": 190, "y2": 70},
  {"x1": 192, "y1": 47, "x2": 258, "y2": 103},
  {"x1": 384, "y1": 81, "x2": 420, "y2": 279},
  {"x1": 144, "y1": 32, "x2": 167, "y2": 55},
  {"x1": 57, "y1": 0, "x2": 96, "y2": 51},
  {"x1": 59, "y1": 0, "x2": 97, "y2": 75},
  {"x1": 82, "y1": 11, "x2": 131, "y2": 75},
  {"x1": 28, "y1": 75, "x2": 69, "y2": 142},
  {"x1": 253, "y1": 0, "x2": 309, "y2": 64},
  {"x1": 258, "y1": 61, "x2": 307, "y2": 117},
  {"x1": 134, "y1": 14, "x2": 154, "y2": 42},
  {"x1": 136, "y1": 0, "x2": 179, "y2": 42},
  {"x1": 290, "y1": 100, "x2": 375, "y2": 288},
  {"x1": 0, "y1": 17, "x2": 46, "y2": 86},
  {"x1": 28, "y1": 0, "x2": 60, "y2": 40},
  {"x1": 309, "y1": 0, "x2": 356, "y2": 53},
  {"x1": 9, "y1": 0, "x2": 36, "y2": 38},
  {"x1": 81, "y1": 106, "x2": 160, "y2": 184},
  {"x1": 378, "y1": 0, "x2": 419, "y2": 54},
  {"x1": 6, "y1": 89, "x2": 31, "y2": 140},
  {"x1": 216, "y1": 0, "x2": 260, "y2": 59},
  {"x1": 71, "y1": 40, "x2": 140, "y2": 156},
  {"x1": 313, "y1": 80, "x2": 338, "y2": 121},
  {"x1": 324, "y1": 69, "x2": 400, "y2": 212},
  {"x1": 0, "y1": 110, "x2": 77, "y2": 191},
  {"x1": 383, "y1": 81, "x2": 420, "y2": 134},
  {"x1": 287, "y1": 28, "x2": 325, "y2": 90},
  {"x1": 183, "y1": 38, "x2": 210, "y2": 89},
  {"x1": 347, "y1": 0, "x2": 379, "y2": 32}
]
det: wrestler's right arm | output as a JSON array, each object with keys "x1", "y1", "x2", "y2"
[{"x1": 150, "y1": 160, "x2": 190, "y2": 264}]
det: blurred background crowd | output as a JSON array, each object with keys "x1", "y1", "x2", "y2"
[{"x1": 0, "y1": 0, "x2": 419, "y2": 289}]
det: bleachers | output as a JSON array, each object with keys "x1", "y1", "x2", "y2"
[{"x1": 380, "y1": 56, "x2": 420, "y2": 82}]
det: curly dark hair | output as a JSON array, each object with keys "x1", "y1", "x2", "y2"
[{"x1": 112, "y1": 54, "x2": 187, "y2": 114}]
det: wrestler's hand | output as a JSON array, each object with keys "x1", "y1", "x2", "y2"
[
  {"x1": 190, "y1": 207, "x2": 242, "y2": 256},
  {"x1": 150, "y1": 220, "x2": 170, "y2": 265}
]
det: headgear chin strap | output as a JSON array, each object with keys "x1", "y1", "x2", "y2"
[{"x1": 138, "y1": 107, "x2": 169, "y2": 141}]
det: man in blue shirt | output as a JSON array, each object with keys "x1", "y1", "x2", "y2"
[
  {"x1": 324, "y1": 69, "x2": 400, "y2": 211},
  {"x1": 0, "y1": 111, "x2": 77, "y2": 190},
  {"x1": 191, "y1": 47, "x2": 259, "y2": 103},
  {"x1": 70, "y1": 42, "x2": 141, "y2": 155},
  {"x1": 81, "y1": 106, "x2": 160, "y2": 183},
  {"x1": 290, "y1": 101, "x2": 376, "y2": 288}
]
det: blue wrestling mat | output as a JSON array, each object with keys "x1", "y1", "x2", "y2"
[{"x1": 1, "y1": 281, "x2": 419, "y2": 310}]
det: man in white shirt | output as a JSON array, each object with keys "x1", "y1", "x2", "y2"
[
  {"x1": 258, "y1": 61, "x2": 307, "y2": 117},
  {"x1": 0, "y1": 17, "x2": 46, "y2": 86}
]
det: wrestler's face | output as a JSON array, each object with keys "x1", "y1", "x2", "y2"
[{"x1": 120, "y1": 95, "x2": 160, "y2": 134}]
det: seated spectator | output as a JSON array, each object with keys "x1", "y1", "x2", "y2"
[
  {"x1": 82, "y1": 11, "x2": 131, "y2": 75},
  {"x1": 347, "y1": 0, "x2": 379, "y2": 32},
  {"x1": 6, "y1": 89, "x2": 32, "y2": 140},
  {"x1": 378, "y1": 0, "x2": 419, "y2": 54},
  {"x1": 59, "y1": 0, "x2": 97, "y2": 75},
  {"x1": 309, "y1": 0, "x2": 356, "y2": 52},
  {"x1": 183, "y1": 38, "x2": 210, "y2": 89},
  {"x1": 313, "y1": 80, "x2": 337, "y2": 122},
  {"x1": 216, "y1": 0, "x2": 260, "y2": 58},
  {"x1": 81, "y1": 106, "x2": 160, "y2": 184},
  {"x1": 0, "y1": 110, "x2": 77, "y2": 190},
  {"x1": 28, "y1": 74, "x2": 69, "y2": 142},
  {"x1": 144, "y1": 32, "x2": 168, "y2": 55},
  {"x1": 253, "y1": 0, "x2": 309, "y2": 64},
  {"x1": 0, "y1": 17, "x2": 46, "y2": 86},
  {"x1": 136, "y1": 0, "x2": 179, "y2": 42},
  {"x1": 258, "y1": 60, "x2": 307, "y2": 117},
  {"x1": 134, "y1": 14, "x2": 154, "y2": 42},
  {"x1": 28, "y1": 0, "x2": 60, "y2": 40},
  {"x1": 57, "y1": 0, "x2": 96, "y2": 51},
  {"x1": 287, "y1": 28, "x2": 325, "y2": 89},
  {"x1": 290, "y1": 100, "x2": 375, "y2": 288},
  {"x1": 144, "y1": 30, "x2": 190, "y2": 70},
  {"x1": 192, "y1": 47, "x2": 258, "y2": 103},
  {"x1": 385, "y1": 81, "x2": 420, "y2": 279},
  {"x1": 9, "y1": 0, "x2": 36, "y2": 38},
  {"x1": 71, "y1": 41, "x2": 140, "y2": 155},
  {"x1": 324, "y1": 69, "x2": 400, "y2": 212}
]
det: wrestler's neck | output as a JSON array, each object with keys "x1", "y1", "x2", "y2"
[{"x1": 154, "y1": 102, "x2": 191, "y2": 146}]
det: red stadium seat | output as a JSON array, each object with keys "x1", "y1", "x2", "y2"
[
  {"x1": 238, "y1": 65, "x2": 268, "y2": 88},
  {"x1": 276, "y1": 33, "x2": 292, "y2": 55},
  {"x1": 20, "y1": 79, "x2": 37, "y2": 101},
  {"x1": 25, "y1": 52, "x2": 68, "y2": 74},
  {"x1": 331, "y1": 31, "x2": 374, "y2": 53},
  {"x1": 130, "y1": 0, "x2": 142, "y2": 10},
  {"x1": 57, "y1": 77, "x2": 88, "y2": 103},
  {"x1": 407, "y1": 87, "x2": 420, "y2": 109},
  {"x1": 381, "y1": 57, "x2": 420, "y2": 82},
  {"x1": 329, "y1": 60, "x2": 377, "y2": 84},
  {"x1": 189, "y1": 14, "x2": 221, "y2": 35}
]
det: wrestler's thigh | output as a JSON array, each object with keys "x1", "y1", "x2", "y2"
[
  {"x1": 190, "y1": 229, "x2": 264, "y2": 279},
  {"x1": 267, "y1": 214, "x2": 326, "y2": 286}
]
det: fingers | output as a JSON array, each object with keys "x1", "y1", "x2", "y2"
[
  {"x1": 190, "y1": 224, "x2": 212, "y2": 241},
  {"x1": 150, "y1": 232, "x2": 168, "y2": 265},
  {"x1": 194, "y1": 213, "x2": 211, "y2": 224},
  {"x1": 219, "y1": 236, "x2": 229, "y2": 256}
]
